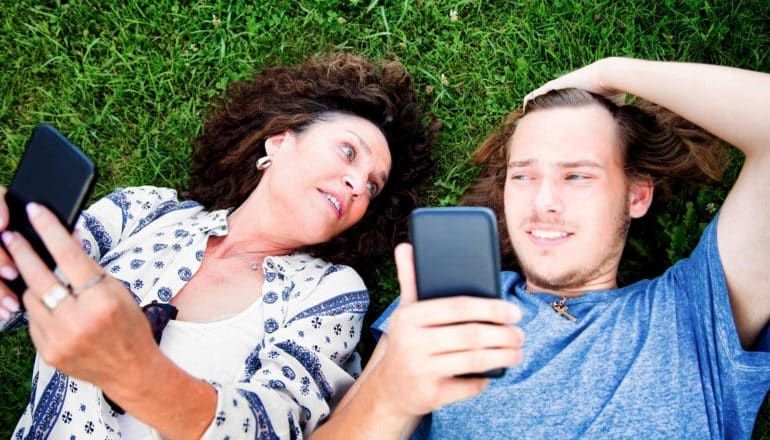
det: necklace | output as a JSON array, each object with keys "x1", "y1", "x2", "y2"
[
  {"x1": 525, "y1": 284, "x2": 577, "y2": 322},
  {"x1": 547, "y1": 297, "x2": 577, "y2": 322}
]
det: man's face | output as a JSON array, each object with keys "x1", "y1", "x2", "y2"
[{"x1": 504, "y1": 104, "x2": 645, "y2": 292}]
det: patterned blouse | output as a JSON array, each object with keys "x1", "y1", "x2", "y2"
[{"x1": 11, "y1": 186, "x2": 369, "y2": 439}]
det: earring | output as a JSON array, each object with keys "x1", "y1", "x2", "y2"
[{"x1": 256, "y1": 156, "x2": 272, "y2": 171}]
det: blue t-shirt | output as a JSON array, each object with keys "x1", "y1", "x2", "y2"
[{"x1": 373, "y1": 216, "x2": 770, "y2": 439}]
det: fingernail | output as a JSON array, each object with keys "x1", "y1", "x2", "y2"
[
  {"x1": 2, "y1": 296, "x2": 19, "y2": 313},
  {"x1": 0, "y1": 266, "x2": 18, "y2": 280},
  {"x1": 0, "y1": 307, "x2": 10, "y2": 320},
  {"x1": 1, "y1": 231, "x2": 14, "y2": 246},
  {"x1": 26, "y1": 202, "x2": 41, "y2": 219}
]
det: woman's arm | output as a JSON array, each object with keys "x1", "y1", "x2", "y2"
[
  {"x1": 528, "y1": 58, "x2": 770, "y2": 347},
  {"x1": 3, "y1": 202, "x2": 217, "y2": 439}
]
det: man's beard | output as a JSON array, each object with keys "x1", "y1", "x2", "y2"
[{"x1": 513, "y1": 201, "x2": 631, "y2": 292}]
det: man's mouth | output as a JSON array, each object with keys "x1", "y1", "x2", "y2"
[{"x1": 530, "y1": 230, "x2": 569, "y2": 239}]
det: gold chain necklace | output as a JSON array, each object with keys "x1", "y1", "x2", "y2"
[{"x1": 525, "y1": 284, "x2": 577, "y2": 322}]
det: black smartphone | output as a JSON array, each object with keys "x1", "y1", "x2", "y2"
[
  {"x1": 409, "y1": 207, "x2": 505, "y2": 378},
  {"x1": 3, "y1": 123, "x2": 96, "y2": 298}
]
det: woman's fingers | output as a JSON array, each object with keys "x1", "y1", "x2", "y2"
[
  {"x1": 24, "y1": 203, "x2": 102, "y2": 289},
  {"x1": 1, "y1": 230, "x2": 71, "y2": 310},
  {"x1": 0, "y1": 186, "x2": 8, "y2": 230},
  {"x1": 0, "y1": 290, "x2": 20, "y2": 320},
  {"x1": 0, "y1": 186, "x2": 20, "y2": 284}
]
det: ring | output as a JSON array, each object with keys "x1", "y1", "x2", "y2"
[
  {"x1": 70, "y1": 271, "x2": 107, "y2": 296},
  {"x1": 41, "y1": 284, "x2": 71, "y2": 311}
]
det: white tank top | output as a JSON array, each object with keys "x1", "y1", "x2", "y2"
[{"x1": 117, "y1": 299, "x2": 265, "y2": 439}]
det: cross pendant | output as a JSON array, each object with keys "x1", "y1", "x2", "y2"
[{"x1": 549, "y1": 299, "x2": 577, "y2": 322}]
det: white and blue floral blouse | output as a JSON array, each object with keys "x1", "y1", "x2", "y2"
[{"x1": 11, "y1": 186, "x2": 369, "y2": 439}]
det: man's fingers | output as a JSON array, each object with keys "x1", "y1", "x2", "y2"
[
  {"x1": 421, "y1": 323, "x2": 525, "y2": 355},
  {"x1": 434, "y1": 348, "x2": 523, "y2": 378},
  {"x1": 395, "y1": 296, "x2": 521, "y2": 329},
  {"x1": 25, "y1": 203, "x2": 101, "y2": 288},
  {"x1": 433, "y1": 377, "x2": 490, "y2": 408},
  {"x1": 394, "y1": 243, "x2": 418, "y2": 306}
]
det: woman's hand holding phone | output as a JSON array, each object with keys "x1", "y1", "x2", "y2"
[
  {"x1": 361, "y1": 243, "x2": 525, "y2": 423},
  {"x1": 0, "y1": 187, "x2": 22, "y2": 320},
  {"x1": 1, "y1": 202, "x2": 159, "y2": 395}
]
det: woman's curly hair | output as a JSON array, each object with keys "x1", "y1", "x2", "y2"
[
  {"x1": 461, "y1": 88, "x2": 728, "y2": 269},
  {"x1": 183, "y1": 53, "x2": 435, "y2": 270}
]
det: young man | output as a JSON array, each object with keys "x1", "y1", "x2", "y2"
[{"x1": 314, "y1": 58, "x2": 770, "y2": 438}]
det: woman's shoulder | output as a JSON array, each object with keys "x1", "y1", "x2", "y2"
[
  {"x1": 273, "y1": 253, "x2": 364, "y2": 288},
  {"x1": 102, "y1": 186, "x2": 184, "y2": 206}
]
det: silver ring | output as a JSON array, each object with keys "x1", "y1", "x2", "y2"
[
  {"x1": 41, "y1": 284, "x2": 71, "y2": 311},
  {"x1": 71, "y1": 271, "x2": 107, "y2": 296}
]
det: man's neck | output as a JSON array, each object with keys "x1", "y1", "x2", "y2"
[{"x1": 524, "y1": 276, "x2": 618, "y2": 298}]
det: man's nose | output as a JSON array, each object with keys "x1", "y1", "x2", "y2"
[{"x1": 533, "y1": 179, "x2": 562, "y2": 215}]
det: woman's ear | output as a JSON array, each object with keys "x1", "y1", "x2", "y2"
[
  {"x1": 264, "y1": 131, "x2": 292, "y2": 155},
  {"x1": 628, "y1": 177, "x2": 654, "y2": 219}
]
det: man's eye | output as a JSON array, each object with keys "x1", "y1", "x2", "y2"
[
  {"x1": 341, "y1": 144, "x2": 355, "y2": 161},
  {"x1": 566, "y1": 175, "x2": 588, "y2": 181},
  {"x1": 366, "y1": 181, "x2": 379, "y2": 196}
]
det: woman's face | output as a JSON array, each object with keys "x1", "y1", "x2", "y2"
[{"x1": 260, "y1": 113, "x2": 392, "y2": 245}]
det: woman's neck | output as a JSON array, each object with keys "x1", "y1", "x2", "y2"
[{"x1": 212, "y1": 196, "x2": 298, "y2": 260}]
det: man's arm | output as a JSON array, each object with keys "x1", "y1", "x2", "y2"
[
  {"x1": 599, "y1": 59, "x2": 770, "y2": 347},
  {"x1": 528, "y1": 58, "x2": 770, "y2": 347}
]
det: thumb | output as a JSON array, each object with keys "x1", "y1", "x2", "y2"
[{"x1": 394, "y1": 242, "x2": 418, "y2": 305}]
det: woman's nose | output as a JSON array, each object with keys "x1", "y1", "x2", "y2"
[{"x1": 342, "y1": 174, "x2": 365, "y2": 198}]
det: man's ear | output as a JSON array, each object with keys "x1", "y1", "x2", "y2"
[
  {"x1": 264, "y1": 131, "x2": 292, "y2": 155},
  {"x1": 628, "y1": 177, "x2": 654, "y2": 219}
]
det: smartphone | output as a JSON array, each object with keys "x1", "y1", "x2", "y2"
[
  {"x1": 409, "y1": 207, "x2": 505, "y2": 378},
  {"x1": 3, "y1": 123, "x2": 96, "y2": 298}
]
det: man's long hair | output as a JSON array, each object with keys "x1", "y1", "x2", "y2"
[{"x1": 461, "y1": 88, "x2": 729, "y2": 269}]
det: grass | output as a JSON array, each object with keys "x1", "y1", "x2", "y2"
[{"x1": 1, "y1": 0, "x2": 768, "y2": 437}]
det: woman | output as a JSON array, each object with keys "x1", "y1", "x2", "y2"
[{"x1": 0, "y1": 53, "x2": 433, "y2": 439}]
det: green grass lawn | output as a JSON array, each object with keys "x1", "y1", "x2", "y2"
[{"x1": 1, "y1": 0, "x2": 768, "y2": 437}]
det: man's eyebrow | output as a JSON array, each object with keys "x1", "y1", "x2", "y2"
[
  {"x1": 556, "y1": 160, "x2": 604, "y2": 169},
  {"x1": 508, "y1": 159, "x2": 534, "y2": 168},
  {"x1": 346, "y1": 130, "x2": 388, "y2": 184},
  {"x1": 507, "y1": 159, "x2": 604, "y2": 169}
]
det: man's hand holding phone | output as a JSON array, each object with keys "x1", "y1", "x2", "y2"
[{"x1": 347, "y1": 243, "x2": 524, "y2": 435}]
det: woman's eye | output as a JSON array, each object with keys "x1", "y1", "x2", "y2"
[
  {"x1": 366, "y1": 181, "x2": 379, "y2": 196},
  {"x1": 511, "y1": 175, "x2": 531, "y2": 181},
  {"x1": 341, "y1": 144, "x2": 355, "y2": 161},
  {"x1": 566, "y1": 174, "x2": 588, "y2": 181}
]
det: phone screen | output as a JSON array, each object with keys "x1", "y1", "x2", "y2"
[{"x1": 410, "y1": 207, "x2": 502, "y2": 301}]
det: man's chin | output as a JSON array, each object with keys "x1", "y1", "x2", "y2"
[{"x1": 521, "y1": 266, "x2": 586, "y2": 291}]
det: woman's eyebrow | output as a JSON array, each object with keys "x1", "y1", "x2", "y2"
[{"x1": 346, "y1": 130, "x2": 388, "y2": 184}]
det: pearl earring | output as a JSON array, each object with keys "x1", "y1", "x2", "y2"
[{"x1": 256, "y1": 156, "x2": 272, "y2": 171}]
